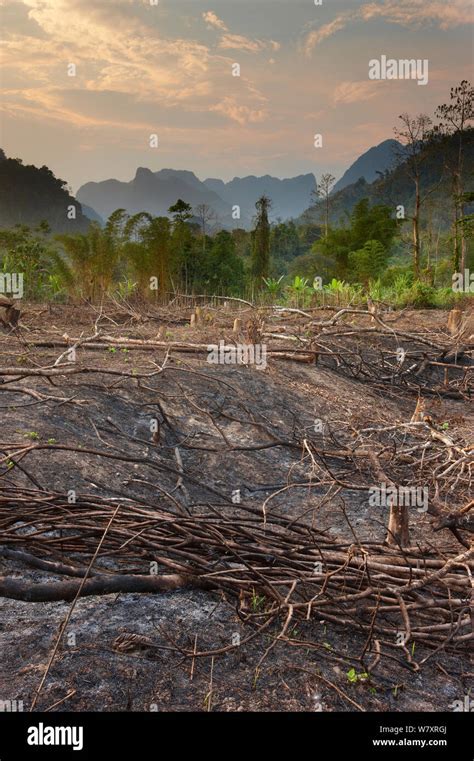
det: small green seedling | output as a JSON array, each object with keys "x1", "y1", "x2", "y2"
[
  {"x1": 24, "y1": 431, "x2": 40, "y2": 440},
  {"x1": 347, "y1": 668, "x2": 369, "y2": 684}
]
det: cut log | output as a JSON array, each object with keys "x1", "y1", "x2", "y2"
[{"x1": 0, "y1": 572, "x2": 205, "y2": 602}]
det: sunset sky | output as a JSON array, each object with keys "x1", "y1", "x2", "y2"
[{"x1": 1, "y1": 0, "x2": 473, "y2": 192}]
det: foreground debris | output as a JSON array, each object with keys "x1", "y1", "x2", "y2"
[{"x1": 0, "y1": 301, "x2": 472, "y2": 711}]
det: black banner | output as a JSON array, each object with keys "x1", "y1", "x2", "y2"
[{"x1": 0, "y1": 711, "x2": 471, "y2": 759}]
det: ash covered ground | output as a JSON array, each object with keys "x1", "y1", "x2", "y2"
[{"x1": 0, "y1": 303, "x2": 472, "y2": 712}]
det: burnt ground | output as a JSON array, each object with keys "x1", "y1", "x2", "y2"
[{"x1": 0, "y1": 302, "x2": 472, "y2": 712}]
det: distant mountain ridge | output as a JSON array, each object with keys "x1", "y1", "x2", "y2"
[
  {"x1": 1, "y1": 135, "x2": 455, "y2": 233},
  {"x1": 76, "y1": 169, "x2": 317, "y2": 229},
  {"x1": 203, "y1": 174, "x2": 316, "y2": 221},
  {"x1": 77, "y1": 167, "x2": 230, "y2": 224}
]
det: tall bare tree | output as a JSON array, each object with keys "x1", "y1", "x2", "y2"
[
  {"x1": 194, "y1": 203, "x2": 216, "y2": 254},
  {"x1": 394, "y1": 114, "x2": 433, "y2": 279},
  {"x1": 311, "y1": 173, "x2": 335, "y2": 237},
  {"x1": 435, "y1": 80, "x2": 474, "y2": 274}
]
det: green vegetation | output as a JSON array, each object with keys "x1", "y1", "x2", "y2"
[
  {"x1": 347, "y1": 668, "x2": 370, "y2": 685},
  {"x1": 0, "y1": 192, "x2": 471, "y2": 309},
  {"x1": 0, "y1": 82, "x2": 472, "y2": 309}
]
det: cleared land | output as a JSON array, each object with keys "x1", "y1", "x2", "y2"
[{"x1": 0, "y1": 301, "x2": 472, "y2": 712}]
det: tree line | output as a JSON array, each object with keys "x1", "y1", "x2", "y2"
[{"x1": 0, "y1": 81, "x2": 471, "y2": 306}]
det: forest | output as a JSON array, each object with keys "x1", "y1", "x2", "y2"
[{"x1": 1, "y1": 82, "x2": 473, "y2": 310}]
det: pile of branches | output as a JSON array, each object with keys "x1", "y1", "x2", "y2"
[
  {"x1": 262, "y1": 307, "x2": 474, "y2": 399},
  {"x1": 0, "y1": 485, "x2": 471, "y2": 666}
]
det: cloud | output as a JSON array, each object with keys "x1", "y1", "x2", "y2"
[
  {"x1": 218, "y1": 34, "x2": 276, "y2": 53},
  {"x1": 202, "y1": 11, "x2": 228, "y2": 31},
  {"x1": 304, "y1": 14, "x2": 353, "y2": 56},
  {"x1": 333, "y1": 81, "x2": 381, "y2": 105},
  {"x1": 202, "y1": 11, "x2": 280, "y2": 54},
  {"x1": 360, "y1": 0, "x2": 473, "y2": 30},
  {"x1": 210, "y1": 97, "x2": 267, "y2": 125},
  {"x1": 303, "y1": 0, "x2": 473, "y2": 55},
  {"x1": 2, "y1": 0, "x2": 270, "y2": 129}
]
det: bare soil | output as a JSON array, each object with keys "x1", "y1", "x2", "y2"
[{"x1": 0, "y1": 302, "x2": 472, "y2": 712}]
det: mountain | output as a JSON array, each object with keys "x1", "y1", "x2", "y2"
[
  {"x1": 77, "y1": 168, "x2": 232, "y2": 226},
  {"x1": 0, "y1": 153, "x2": 90, "y2": 232},
  {"x1": 77, "y1": 169, "x2": 317, "y2": 229},
  {"x1": 203, "y1": 174, "x2": 316, "y2": 222},
  {"x1": 332, "y1": 139, "x2": 405, "y2": 194},
  {"x1": 303, "y1": 130, "x2": 474, "y2": 230},
  {"x1": 81, "y1": 204, "x2": 104, "y2": 225}
]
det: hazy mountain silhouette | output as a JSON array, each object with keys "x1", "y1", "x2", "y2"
[
  {"x1": 203, "y1": 174, "x2": 316, "y2": 222},
  {"x1": 76, "y1": 169, "x2": 317, "y2": 229},
  {"x1": 332, "y1": 139, "x2": 405, "y2": 194},
  {"x1": 77, "y1": 168, "x2": 232, "y2": 225}
]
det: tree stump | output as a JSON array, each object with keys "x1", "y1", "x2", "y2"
[{"x1": 0, "y1": 296, "x2": 20, "y2": 328}]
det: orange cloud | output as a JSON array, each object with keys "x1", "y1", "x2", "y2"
[
  {"x1": 202, "y1": 11, "x2": 228, "y2": 31},
  {"x1": 303, "y1": 0, "x2": 473, "y2": 56},
  {"x1": 333, "y1": 81, "x2": 381, "y2": 105}
]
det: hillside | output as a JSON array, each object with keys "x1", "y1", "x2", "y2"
[
  {"x1": 307, "y1": 130, "x2": 474, "y2": 229},
  {"x1": 332, "y1": 139, "x2": 404, "y2": 193},
  {"x1": 0, "y1": 152, "x2": 90, "y2": 233},
  {"x1": 1, "y1": 303, "x2": 472, "y2": 713}
]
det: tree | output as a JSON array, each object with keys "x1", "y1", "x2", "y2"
[
  {"x1": 207, "y1": 231, "x2": 244, "y2": 293},
  {"x1": 350, "y1": 199, "x2": 399, "y2": 251},
  {"x1": 168, "y1": 199, "x2": 193, "y2": 224},
  {"x1": 168, "y1": 200, "x2": 193, "y2": 291},
  {"x1": 435, "y1": 80, "x2": 474, "y2": 273},
  {"x1": 122, "y1": 213, "x2": 172, "y2": 299},
  {"x1": 309, "y1": 199, "x2": 398, "y2": 282},
  {"x1": 394, "y1": 113, "x2": 433, "y2": 279},
  {"x1": 194, "y1": 203, "x2": 216, "y2": 254},
  {"x1": 312, "y1": 173, "x2": 336, "y2": 237},
  {"x1": 55, "y1": 222, "x2": 118, "y2": 300},
  {"x1": 105, "y1": 208, "x2": 129, "y2": 243},
  {"x1": 251, "y1": 195, "x2": 271, "y2": 287},
  {"x1": 270, "y1": 220, "x2": 301, "y2": 262},
  {"x1": 348, "y1": 240, "x2": 387, "y2": 285}
]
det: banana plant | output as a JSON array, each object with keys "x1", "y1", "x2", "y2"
[
  {"x1": 287, "y1": 275, "x2": 311, "y2": 307},
  {"x1": 262, "y1": 275, "x2": 284, "y2": 299}
]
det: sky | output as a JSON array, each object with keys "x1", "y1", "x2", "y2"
[{"x1": 1, "y1": 0, "x2": 473, "y2": 192}]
